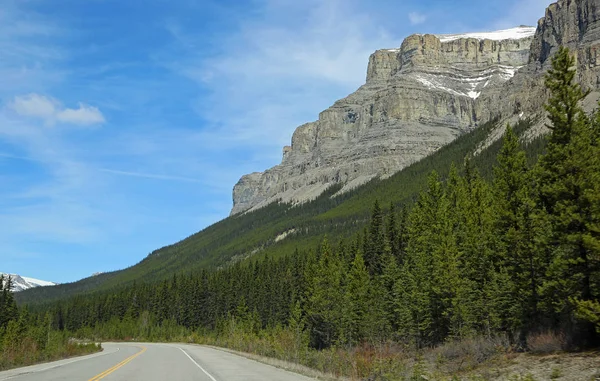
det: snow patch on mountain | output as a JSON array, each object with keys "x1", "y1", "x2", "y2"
[
  {"x1": 1, "y1": 273, "x2": 57, "y2": 292},
  {"x1": 436, "y1": 26, "x2": 536, "y2": 43},
  {"x1": 410, "y1": 64, "x2": 524, "y2": 99}
]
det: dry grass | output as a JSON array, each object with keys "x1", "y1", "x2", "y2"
[
  {"x1": 428, "y1": 335, "x2": 510, "y2": 373},
  {"x1": 206, "y1": 345, "x2": 345, "y2": 380},
  {"x1": 526, "y1": 331, "x2": 566, "y2": 354}
]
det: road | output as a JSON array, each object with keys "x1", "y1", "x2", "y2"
[{"x1": 0, "y1": 342, "x2": 316, "y2": 381}]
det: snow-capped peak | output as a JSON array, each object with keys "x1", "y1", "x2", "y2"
[
  {"x1": 436, "y1": 26, "x2": 536, "y2": 43},
  {"x1": 1, "y1": 273, "x2": 57, "y2": 292}
]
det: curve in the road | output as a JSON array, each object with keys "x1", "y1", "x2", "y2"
[
  {"x1": 0, "y1": 342, "x2": 317, "y2": 380},
  {"x1": 88, "y1": 345, "x2": 146, "y2": 381}
]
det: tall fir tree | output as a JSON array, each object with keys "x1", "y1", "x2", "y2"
[
  {"x1": 364, "y1": 200, "x2": 385, "y2": 275},
  {"x1": 386, "y1": 202, "x2": 400, "y2": 259},
  {"x1": 341, "y1": 249, "x2": 371, "y2": 345},
  {"x1": 493, "y1": 125, "x2": 548, "y2": 341},
  {"x1": 304, "y1": 238, "x2": 344, "y2": 349},
  {"x1": 537, "y1": 46, "x2": 599, "y2": 345}
]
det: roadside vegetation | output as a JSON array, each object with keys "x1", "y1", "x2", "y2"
[
  {"x1": 15, "y1": 47, "x2": 600, "y2": 379},
  {"x1": 0, "y1": 275, "x2": 101, "y2": 371}
]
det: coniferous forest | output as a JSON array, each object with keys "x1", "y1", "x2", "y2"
[
  {"x1": 3, "y1": 48, "x2": 600, "y2": 378},
  {"x1": 0, "y1": 275, "x2": 101, "y2": 370}
]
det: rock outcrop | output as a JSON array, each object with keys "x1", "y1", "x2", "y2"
[
  {"x1": 476, "y1": 0, "x2": 600, "y2": 132},
  {"x1": 231, "y1": 0, "x2": 600, "y2": 216}
]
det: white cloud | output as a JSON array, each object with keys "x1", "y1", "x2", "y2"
[
  {"x1": 9, "y1": 93, "x2": 105, "y2": 126},
  {"x1": 408, "y1": 12, "x2": 427, "y2": 25},
  {"x1": 56, "y1": 103, "x2": 105, "y2": 125},
  {"x1": 9, "y1": 93, "x2": 57, "y2": 120}
]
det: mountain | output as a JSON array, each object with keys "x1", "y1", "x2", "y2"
[
  {"x1": 230, "y1": 26, "x2": 536, "y2": 215},
  {"x1": 232, "y1": 0, "x2": 600, "y2": 216},
  {"x1": 1, "y1": 273, "x2": 56, "y2": 292},
  {"x1": 16, "y1": 0, "x2": 600, "y2": 305}
]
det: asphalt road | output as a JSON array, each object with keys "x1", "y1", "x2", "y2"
[{"x1": 0, "y1": 342, "x2": 316, "y2": 381}]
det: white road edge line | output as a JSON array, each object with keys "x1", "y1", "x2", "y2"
[
  {"x1": 0, "y1": 346, "x2": 120, "y2": 380},
  {"x1": 178, "y1": 347, "x2": 218, "y2": 381},
  {"x1": 39, "y1": 347, "x2": 120, "y2": 372}
]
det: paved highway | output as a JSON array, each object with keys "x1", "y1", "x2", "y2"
[{"x1": 0, "y1": 343, "x2": 316, "y2": 381}]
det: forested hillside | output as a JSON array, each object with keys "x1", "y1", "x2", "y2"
[
  {"x1": 17, "y1": 117, "x2": 542, "y2": 305},
  {"x1": 12, "y1": 47, "x2": 599, "y2": 380}
]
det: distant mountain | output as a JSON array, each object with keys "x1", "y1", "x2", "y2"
[{"x1": 1, "y1": 273, "x2": 56, "y2": 292}]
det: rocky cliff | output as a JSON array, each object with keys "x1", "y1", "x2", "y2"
[
  {"x1": 231, "y1": 0, "x2": 600, "y2": 216},
  {"x1": 476, "y1": 0, "x2": 600, "y2": 135}
]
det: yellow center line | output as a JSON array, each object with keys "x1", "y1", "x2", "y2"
[{"x1": 88, "y1": 346, "x2": 147, "y2": 381}]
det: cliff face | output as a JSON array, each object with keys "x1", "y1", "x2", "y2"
[
  {"x1": 231, "y1": 0, "x2": 600, "y2": 216},
  {"x1": 477, "y1": 0, "x2": 600, "y2": 127}
]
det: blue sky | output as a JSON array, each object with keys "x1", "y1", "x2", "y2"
[{"x1": 0, "y1": 0, "x2": 549, "y2": 283}]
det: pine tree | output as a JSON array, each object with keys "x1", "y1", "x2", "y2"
[
  {"x1": 304, "y1": 238, "x2": 344, "y2": 349},
  {"x1": 398, "y1": 171, "x2": 457, "y2": 345},
  {"x1": 537, "y1": 46, "x2": 599, "y2": 345},
  {"x1": 341, "y1": 249, "x2": 371, "y2": 345},
  {"x1": 365, "y1": 200, "x2": 385, "y2": 275},
  {"x1": 381, "y1": 251, "x2": 401, "y2": 335},
  {"x1": 493, "y1": 125, "x2": 547, "y2": 340},
  {"x1": 0, "y1": 276, "x2": 18, "y2": 331},
  {"x1": 398, "y1": 205, "x2": 409, "y2": 262},
  {"x1": 386, "y1": 203, "x2": 400, "y2": 259}
]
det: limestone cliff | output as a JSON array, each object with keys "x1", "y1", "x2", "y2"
[
  {"x1": 231, "y1": 0, "x2": 600, "y2": 216},
  {"x1": 476, "y1": 0, "x2": 600, "y2": 135}
]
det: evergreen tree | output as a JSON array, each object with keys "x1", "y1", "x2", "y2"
[
  {"x1": 341, "y1": 249, "x2": 371, "y2": 345},
  {"x1": 304, "y1": 238, "x2": 344, "y2": 349},
  {"x1": 493, "y1": 125, "x2": 547, "y2": 340},
  {"x1": 365, "y1": 200, "x2": 385, "y2": 275},
  {"x1": 0, "y1": 276, "x2": 18, "y2": 331},
  {"x1": 399, "y1": 171, "x2": 457, "y2": 345},
  {"x1": 537, "y1": 46, "x2": 599, "y2": 345},
  {"x1": 386, "y1": 203, "x2": 400, "y2": 259},
  {"x1": 381, "y1": 251, "x2": 401, "y2": 336},
  {"x1": 397, "y1": 204, "x2": 409, "y2": 262}
]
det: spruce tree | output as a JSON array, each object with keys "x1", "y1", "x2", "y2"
[
  {"x1": 365, "y1": 200, "x2": 385, "y2": 275},
  {"x1": 342, "y1": 249, "x2": 371, "y2": 345},
  {"x1": 386, "y1": 202, "x2": 400, "y2": 259},
  {"x1": 304, "y1": 238, "x2": 344, "y2": 349},
  {"x1": 537, "y1": 46, "x2": 599, "y2": 345},
  {"x1": 0, "y1": 276, "x2": 18, "y2": 331},
  {"x1": 493, "y1": 125, "x2": 547, "y2": 340},
  {"x1": 399, "y1": 171, "x2": 456, "y2": 345}
]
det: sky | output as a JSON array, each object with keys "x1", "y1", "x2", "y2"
[{"x1": 0, "y1": 0, "x2": 549, "y2": 283}]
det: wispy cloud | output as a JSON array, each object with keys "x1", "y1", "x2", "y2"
[
  {"x1": 99, "y1": 168, "x2": 203, "y2": 183},
  {"x1": 162, "y1": 0, "x2": 397, "y2": 155},
  {"x1": 9, "y1": 93, "x2": 105, "y2": 126},
  {"x1": 408, "y1": 12, "x2": 427, "y2": 25},
  {"x1": 0, "y1": 1, "x2": 65, "y2": 96}
]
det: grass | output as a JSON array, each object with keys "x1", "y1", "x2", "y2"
[
  {"x1": 0, "y1": 339, "x2": 102, "y2": 371},
  {"x1": 526, "y1": 331, "x2": 566, "y2": 354}
]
